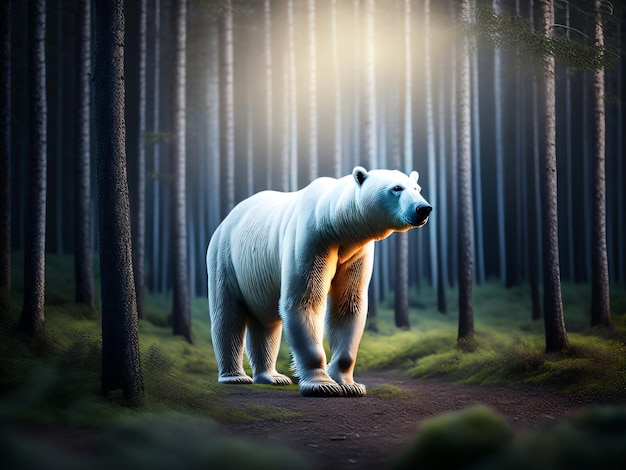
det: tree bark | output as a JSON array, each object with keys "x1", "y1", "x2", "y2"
[
  {"x1": 307, "y1": 0, "x2": 317, "y2": 181},
  {"x1": 539, "y1": 0, "x2": 568, "y2": 352},
  {"x1": 457, "y1": 0, "x2": 474, "y2": 341},
  {"x1": 73, "y1": 0, "x2": 96, "y2": 313},
  {"x1": 590, "y1": 0, "x2": 611, "y2": 328},
  {"x1": 394, "y1": 0, "x2": 412, "y2": 330},
  {"x1": 171, "y1": 0, "x2": 192, "y2": 344},
  {"x1": 219, "y1": 0, "x2": 234, "y2": 217},
  {"x1": 363, "y1": 0, "x2": 376, "y2": 171},
  {"x1": 331, "y1": 0, "x2": 342, "y2": 178},
  {"x1": 470, "y1": 0, "x2": 484, "y2": 285},
  {"x1": 18, "y1": 0, "x2": 47, "y2": 339},
  {"x1": 54, "y1": 0, "x2": 64, "y2": 256},
  {"x1": 0, "y1": 0, "x2": 11, "y2": 298},
  {"x1": 492, "y1": 0, "x2": 506, "y2": 284},
  {"x1": 94, "y1": 0, "x2": 143, "y2": 400},
  {"x1": 264, "y1": 0, "x2": 273, "y2": 189},
  {"x1": 424, "y1": 0, "x2": 438, "y2": 292},
  {"x1": 527, "y1": 0, "x2": 542, "y2": 321},
  {"x1": 132, "y1": 0, "x2": 147, "y2": 318},
  {"x1": 151, "y1": 0, "x2": 161, "y2": 293},
  {"x1": 564, "y1": 3, "x2": 575, "y2": 282},
  {"x1": 364, "y1": 0, "x2": 378, "y2": 326},
  {"x1": 287, "y1": 0, "x2": 298, "y2": 191},
  {"x1": 437, "y1": 78, "x2": 448, "y2": 314}
]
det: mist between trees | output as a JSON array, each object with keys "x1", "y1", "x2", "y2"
[{"x1": 2, "y1": 0, "x2": 624, "y2": 360}]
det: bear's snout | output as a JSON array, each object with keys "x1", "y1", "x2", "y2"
[{"x1": 415, "y1": 205, "x2": 432, "y2": 225}]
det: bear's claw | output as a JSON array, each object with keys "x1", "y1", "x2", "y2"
[
  {"x1": 218, "y1": 374, "x2": 254, "y2": 384},
  {"x1": 299, "y1": 381, "x2": 366, "y2": 397},
  {"x1": 340, "y1": 383, "x2": 367, "y2": 397},
  {"x1": 254, "y1": 372, "x2": 293, "y2": 386}
]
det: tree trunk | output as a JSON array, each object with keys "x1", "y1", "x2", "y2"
[
  {"x1": 437, "y1": 76, "x2": 449, "y2": 295},
  {"x1": 618, "y1": 19, "x2": 625, "y2": 285},
  {"x1": 264, "y1": 0, "x2": 273, "y2": 189},
  {"x1": 151, "y1": 0, "x2": 161, "y2": 293},
  {"x1": 529, "y1": 76, "x2": 542, "y2": 321},
  {"x1": 18, "y1": 0, "x2": 47, "y2": 339},
  {"x1": 424, "y1": 0, "x2": 438, "y2": 292},
  {"x1": 132, "y1": 0, "x2": 147, "y2": 318},
  {"x1": 437, "y1": 76, "x2": 448, "y2": 314},
  {"x1": 363, "y1": 0, "x2": 376, "y2": 171},
  {"x1": 470, "y1": 0, "x2": 484, "y2": 285},
  {"x1": 331, "y1": 0, "x2": 342, "y2": 178},
  {"x1": 539, "y1": 0, "x2": 568, "y2": 352},
  {"x1": 73, "y1": 0, "x2": 96, "y2": 313},
  {"x1": 206, "y1": 17, "x2": 220, "y2": 233},
  {"x1": 394, "y1": 0, "x2": 412, "y2": 330},
  {"x1": 527, "y1": 0, "x2": 542, "y2": 321},
  {"x1": 54, "y1": 0, "x2": 64, "y2": 256},
  {"x1": 307, "y1": 0, "x2": 317, "y2": 182},
  {"x1": 219, "y1": 0, "x2": 234, "y2": 218},
  {"x1": 287, "y1": 0, "x2": 298, "y2": 191},
  {"x1": 246, "y1": 102, "x2": 254, "y2": 196},
  {"x1": 171, "y1": 0, "x2": 192, "y2": 344},
  {"x1": 492, "y1": 0, "x2": 506, "y2": 284},
  {"x1": 564, "y1": 3, "x2": 575, "y2": 282},
  {"x1": 457, "y1": 0, "x2": 474, "y2": 341},
  {"x1": 364, "y1": 0, "x2": 378, "y2": 326},
  {"x1": 0, "y1": 0, "x2": 11, "y2": 299},
  {"x1": 590, "y1": 0, "x2": 611, "y2": 328},
  {"x1": 94, "y1": 0, "x2": 143, "y2": 400},
  {"x1": 280, "y1": 49, "x2": 290, "y2": 192},
  {"x1": 352, "y1": 0, "x2": 361, "y2": 170}
]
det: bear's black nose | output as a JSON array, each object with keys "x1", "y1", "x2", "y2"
[{"x1": 416, "y1": 205, "x2": 432, "y2": 220}]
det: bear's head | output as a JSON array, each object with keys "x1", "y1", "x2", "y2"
[{"x1": 352, "y1": 166, "x2": 432, "y2": 232}]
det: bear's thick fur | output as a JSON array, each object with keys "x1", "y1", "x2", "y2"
[{"x1": 207, "y1": 167, "x2": 431, "y2": 397}]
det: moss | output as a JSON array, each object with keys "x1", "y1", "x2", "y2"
[
  {"x1": 369, "y1": 384, "x2": 410, "y2": 400},
  {"x1": 394, "y1": 406, "x2": 514, "y2": 469},
  {"x1": 1, "y1": 416, "x2": 311, "y2": 470}
]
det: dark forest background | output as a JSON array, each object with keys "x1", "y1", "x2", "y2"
[{"x1": 3, "y1": 0, "x2": 625, "y2": 331}]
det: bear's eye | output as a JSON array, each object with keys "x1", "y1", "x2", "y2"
[{"x1": 392, "y1": 185, "x2": 404, "y2": 193}]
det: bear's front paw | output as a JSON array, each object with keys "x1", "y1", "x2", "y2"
[
  {"x1": 254, "y1": 372, "x2": 293, "y2": 386},
  {"x1": 340, "y1": 382, "x2": 366, "y2": 397},
  {"x1": 299, "y1": 380, "x2": 347, "y2": 397},
  {"x1": 218, "y1": 374, "x2": 254, "y2": 384}
]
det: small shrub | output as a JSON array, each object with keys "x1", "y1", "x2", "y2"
[{"x1": 394, "y1": 405, "x2": 514, "y2": 469}]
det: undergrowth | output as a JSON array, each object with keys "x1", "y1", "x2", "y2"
[
  {"x1": 1, "y1": 254, "x2": 625, "y2": 468},
  {"x1": 358, "y1": 282, "x2": 626, "y2": 398}
]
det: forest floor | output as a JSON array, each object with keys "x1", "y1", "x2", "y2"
[
  {"x1": 218, "y1": 370, "x2": 621, "y2": 470},
  {"x1": 12, "y1": 369, "x2": 626, "y2": 470}
]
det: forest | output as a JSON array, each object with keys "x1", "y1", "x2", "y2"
[{"x1": 1, "y1": 0, "x2": 626, "y2": 469}]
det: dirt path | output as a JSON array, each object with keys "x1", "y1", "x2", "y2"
[{"x1": 219, "y1": 372, "x2": 611, "y2": 470}]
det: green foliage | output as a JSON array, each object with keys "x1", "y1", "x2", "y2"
[
  {"x1": 368, "y1": 384, "x2": 410, "y2": 400},
  {"x1": 467, "y1": 6, "x2": 619, "y2": 72},
  {"x1": 1, "y1": 416, "x2": 310, "y2": 470},
  {"x1": 2, "y1": 254, "x2": 626, "y2": 468},
  {"x1": 394, "y1": 405, "x2": 514, "y2": 469},
  {"x1": 360, "y1": 283, "x2": 626, "y2": 396},
  {"x1": 395, "y1": 406, "x2": 626, "y2": 470}
]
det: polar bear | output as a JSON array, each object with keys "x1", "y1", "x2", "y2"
[{"x1": 207, "y1": 166, "x2": 431, "y2": 397}]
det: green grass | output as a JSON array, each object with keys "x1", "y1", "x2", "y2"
[
  {"x1": 393, "y1": 405, "x2": 626, "y2": 469},
  {"x1": 1, "y1": 254, "x2": 626, "y2": 468},
  {"x1": 357, "y1": 282, "x2": 626, "y2": 397}
]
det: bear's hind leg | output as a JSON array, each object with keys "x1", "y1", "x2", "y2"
[
  {"x1": 246, "y1": 317, "x2": 292, "y2": 386},
  {"x1": 210, "y1": 303, "x2": 253, "y2": 385}
]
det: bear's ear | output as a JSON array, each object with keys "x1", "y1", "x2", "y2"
[
  {"x1": 353, "y1": 166, "x2": 369, "y2": 186},
  {"x1": 409, "y1": 171, "x2": 419, "y2": 183}
]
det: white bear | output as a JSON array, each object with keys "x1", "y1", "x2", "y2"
[{"x1": 207, "y1": 166, "x2": 431, "y2": 397}]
